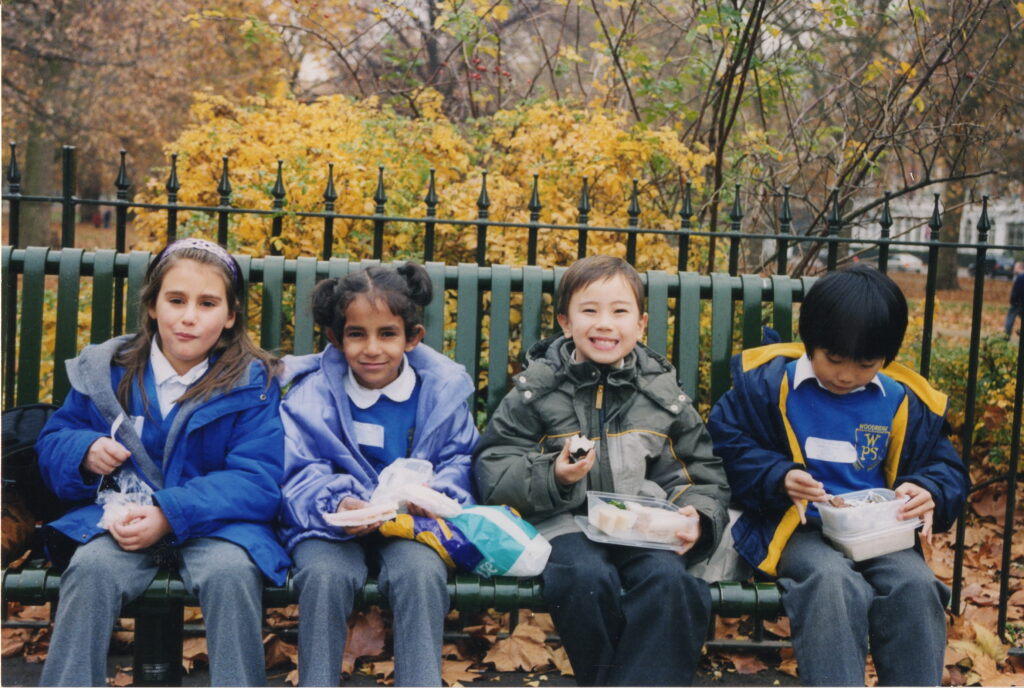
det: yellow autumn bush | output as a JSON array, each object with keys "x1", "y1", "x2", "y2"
[{"x1": 132, "y1": 92, "x2": 713, "y2": 271}]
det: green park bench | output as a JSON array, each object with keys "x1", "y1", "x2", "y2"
[{"x1": 1, "y1": 247, "x2": 810, "y2": 685}]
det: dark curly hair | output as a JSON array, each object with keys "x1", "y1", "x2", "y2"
[{"x1": 311, "y1": 262, "x2": 432, "y2": 340}]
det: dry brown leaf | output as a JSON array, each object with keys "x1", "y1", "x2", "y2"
[
  {"x1": 724, "y1": 653, "x2": 768, "y2": 675},
  {"x1": 111, "y1": 666, "x2": 133, "y2": 686},
  {"x1": 2, "y1": 628, "x2": 32, "y2": 657},
  {"x1": 13, "y1": 604, "x2": 51, "y2": 621},
  {"x1": 763, "y1": 617, "x2": 791, "y2": 638},
  {"x1": 183, "y1": 606, "x2": 203, "y2": 623},
  {"x1": 963, "y1": 604, "x2": 999, "y2": 630},
  {"x1": 714, "y1": 616, "x2": 746, "y2": 640},
  {"x1": 118, "y1": 617, "x2": 135, "y2": 632},
  {"x1": 483, "y1": 623, "x2": 550, "y2": 672},
  {"x1": 371, "y1": 660, "x2": 395, "y2": 678},
  {"x1": 267, "y1": 605, "x2": 299, "y2": 629},
  {"x1": 342, "y1": 608, "x2": 387, "y2": 674},
  {"x1": 264, "y1": 634, "x2": 298, "y2": 670},
  {"x1": 547, "y1": 646, "x2": 573, "y2": 677},
  {"x1": 963, "y1": 583, "x2": 1001, "y2": 607},
  {"x1": 971, "y1": 652, "x2": 1000, "y2": 684},
  {"x1": 286, "y1": 667, "x2": 299, "y2": 686},
  {"x1": 777, "y1": 647, "x2": 799, "y2": 679},
  {"x1": 442, "y1": 643, "x2": 464, "y2": 659},
  {"x1": 970, "y1": 486, "x2": 1006, "y2": 525},
  {"x1": 441, "y1": 659, "x2": 483, "y2": 686},
  {"x1": 970, "y1": 622, "x2": 1008, "y2": 661},
  {"x1": 517, "y1": 610, "x2": 555, "y2": 634},
  {"x1": 181, "y1": 637, "x2": 208, "y2": 673}
]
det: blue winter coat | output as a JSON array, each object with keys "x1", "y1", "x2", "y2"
[
  {"x1": 277, "y1": 343, "x2": 479, "y2": 552},
  {"x1": 707, "y1": 342, "x2": 969, "y2": 578},
  {"x1": 36, "y1": 335, "x2": 291, "y2": 585}
]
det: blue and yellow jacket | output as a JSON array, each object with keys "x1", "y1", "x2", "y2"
[{"x1": 707, "y1": 342, "x2": 969, "y2": 578}]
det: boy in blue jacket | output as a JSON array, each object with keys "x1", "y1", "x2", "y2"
[{"x1": 708, "y1": 264, "x2": 968, "y2": 686}]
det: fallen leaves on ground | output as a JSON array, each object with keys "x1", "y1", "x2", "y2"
[
  {"x1": 442, "y1": 658, "x2": 485, "y2": 686},
  {"x1": 111, "y1": 665, "x2": 133, "y2": 686},
  {"x1": 483, "y1": 621, "x2": 549, "y2": 672},
  {"x1": 342, "y1": 607, "x2": 387, "y2": 674}
]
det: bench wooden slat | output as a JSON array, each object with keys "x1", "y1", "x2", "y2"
[
  {"x1": 647, "y1": 270, "x2": 669, "y2": 357},
  {"x1": 16, "y1": 247, "x2": 48, "y2": 406},
  {"x1": 90, "y1": 250, "x2": 116, "y2": 344},
  {"x1": 293, "y1": 257, "x2": 317, "y2": 355},
  {"x1": 675, "y1": 272, "x2": 701, "y2": 399},
  {"x1": 260, "y1": 256, "x2": 285, "y2": 351},
  {"x1": 1, "y1": 246, "x2": 15, "y2": 407},
  {"x1": 53, "y1": 249, "x2": 84, "y2": 405},
  {"x1": 520, "y1": 266, "x2": 544, "y2": 356},
  {"x1": 487, "y1": 265, "x2": 512, "y2": 420},
  {"x1": 770, "y1": 274, "x2": 793, "y2": 342},
  {"x1": 709, "y1": 273, "x2": 734, "y2": 404},
  {"x1": 126, "y1": 251, "x2": 151, "y2": 334},
  {"x1": 423, "y1": 262, "x2": 445, "y2": 352},
  {"x1": 741, "y1": 274, "x2": 764, "y2": 350},
  {"x1": 455, "y1": 263, "x2": 481, "y2": 390}
]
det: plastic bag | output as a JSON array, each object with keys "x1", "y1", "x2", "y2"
[
  {"x1": 97, "y1": 470, "x2": 154, "y2": 530},
  {"x1": 448, "y1": 505, "x2": 551, "y2": 577},
  {"x1": 380, "y1": 504, "x2": 551, "y2": 577}
]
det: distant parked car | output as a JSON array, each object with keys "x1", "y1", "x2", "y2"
[
  {"x1": 886, "y1": 253, "x2": 926, "y2": 273},
  {"x1": 967, "y1": 254, "x2": 1016, "y2": 279}
]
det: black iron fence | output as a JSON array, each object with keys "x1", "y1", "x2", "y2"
[{"x1": 2, "y1": 143, "x2": 1022, "y2": 642}]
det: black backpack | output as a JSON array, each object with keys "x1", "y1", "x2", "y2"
[{"x1": 2, "y1": 403, "x2": 65, "y2": 524}]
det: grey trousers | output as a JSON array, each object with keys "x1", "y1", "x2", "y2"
[
  {"x1": 291, "y1": 536, "x2": 449, "y2": 687},
  {"x1": 40, "y1": 535, "x2": 266, "y2": 687},
  {"x1": 777, "y1": 526, "x2": 949, "y2": 686}
]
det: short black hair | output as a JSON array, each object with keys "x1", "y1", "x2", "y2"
[{"x1": 798, "y1": 264, "x2": 908, "y2": 364}]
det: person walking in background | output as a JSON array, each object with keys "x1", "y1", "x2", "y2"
[{"x1": 1005, "y1": 260, "x2": 1024, "y2": 337}]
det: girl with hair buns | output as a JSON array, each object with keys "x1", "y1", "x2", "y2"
[
  {"x1": 277, "y1": 262, "x2": 478, "y2": 687},
  {"x1": 36, "y1": 238, "x2": 288, "y2": 686}
]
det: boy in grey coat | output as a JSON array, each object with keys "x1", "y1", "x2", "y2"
[{"x1": 474, "y1": 256, "x2": 729, "y2": 686}]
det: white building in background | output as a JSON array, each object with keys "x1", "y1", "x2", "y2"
[{"x1": 848, "y1": 192, "x2": 1024, "y2": 260}]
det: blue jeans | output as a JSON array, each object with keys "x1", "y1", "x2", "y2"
[
  {"x1": 777, "y1": 526, "x2": 949, "y2": 686},
  {"x1": 541, "y1": 532, "x2": 711, "y2": 686},
  {"x1": 291, "y1": 536, "x2": 449, "y2": 687},
  {"x1": 40, "y1": 535, "x2": 266, "y2": 687}
]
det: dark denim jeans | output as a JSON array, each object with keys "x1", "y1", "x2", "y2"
[{"x1": 542, "y1": 532, "x2": 711, "y2": 686}]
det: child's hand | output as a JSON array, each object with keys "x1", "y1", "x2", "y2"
[
  {"x1": 407, "y1": 502, "x2": 440, "y2": 520},
  {"x1": 784, "y1": 469, "x2": 827, "y2": 524},
  {"x1": 553, "y1": 439, "x2": 595, "y2": 486},
  {"x1": 895, "y1": 482, "x2": 935, "y2": 543},
  {"x1": 337, "y1": 496, "x2": 385, "y2": 537},
  {"x1": 672, "y1": 505, "x2": 702, "y2": 556},
  {"x1": 109, "y1": 505, "x2": 171, "y2": 551},
  {"x1": 83, "y1": 437, "x2": 131, "y2": 476}
]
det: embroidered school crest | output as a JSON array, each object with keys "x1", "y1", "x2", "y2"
[{"x1": 854, "y1": 424, "x2": 890, "y2": 471}]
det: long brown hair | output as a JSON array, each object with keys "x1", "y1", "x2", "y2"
[{"x1": 113, "y1": 242, "x2": 277, "y2": 411}]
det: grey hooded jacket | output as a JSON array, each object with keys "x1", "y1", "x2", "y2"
[{"x1": 473, "y1": 336, "x2": 730, "y2": 561}]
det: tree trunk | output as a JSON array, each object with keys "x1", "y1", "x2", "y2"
[
  {"x1": 19, "y1": 125, "x2": 55, "y2": 248},
  {"x1": 936, "y1": 182, "x2": 963, "y2": 290}
]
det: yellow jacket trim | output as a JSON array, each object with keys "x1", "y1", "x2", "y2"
[
  {"x1": 883, "y1": 397, "x2": 909, "y2": 488},
  {"x1": 742, "y1": 342, "x2": 805, "y2": 372},
  {"x1": 757, "y1": 373, "x2": 807, "y2": 576},
  {"x1": 879, "y1": 361, "x2": 948, "y2": 417}
]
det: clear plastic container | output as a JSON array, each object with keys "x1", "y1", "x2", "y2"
[
  {"x1": 822, "y1": 519, "x2": 921, "y2": 561},
  {"x1": 816, "y1": 488, "x2": 905, "y2": 537},
  {"x1": 581, "y1": 491, "x2": 699, "y2": 550}
]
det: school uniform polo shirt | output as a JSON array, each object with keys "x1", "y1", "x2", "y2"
[
  {"x1": 785, "y1": 355, "x2": 906, "y2": 516},
  {"x1": 345, "y1": 356, "x2": 420, "y2": 472}
]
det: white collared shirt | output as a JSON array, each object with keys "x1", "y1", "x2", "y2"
[
  {"x1": 345, "y1": 354, "x2": 416, "y2": 409},
  {"x1": 149, "y1": 342, "x2": 210, "y2": 417},
  {"x1": 792, "y1": 354, "x2": 885, "y2": 396}
]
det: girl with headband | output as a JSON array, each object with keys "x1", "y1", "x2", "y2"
[{"x1": 36, "y1": 238, "x2": 289, "y2": 686}]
